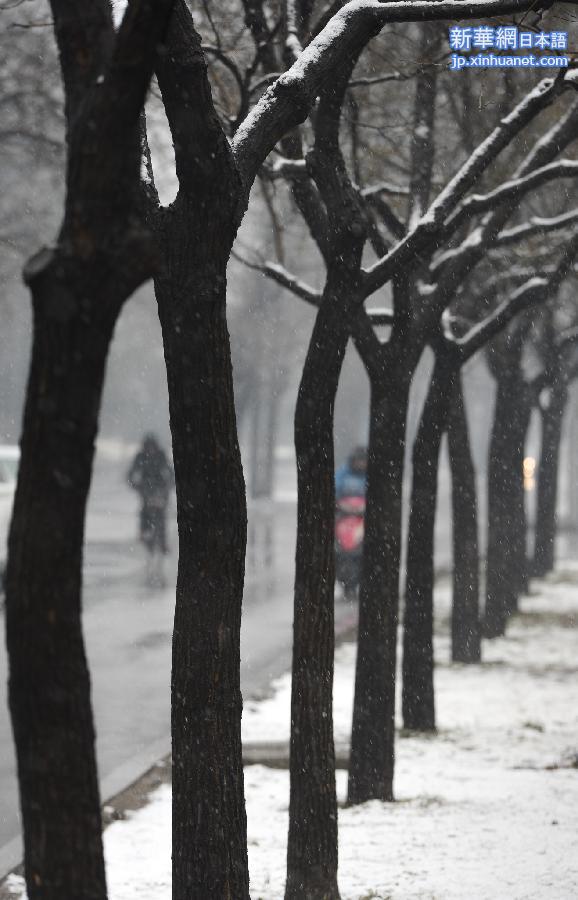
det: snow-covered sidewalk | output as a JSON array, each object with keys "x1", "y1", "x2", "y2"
[{"x1": 7, "y1": 575, "x2": 578, "y2": 899}]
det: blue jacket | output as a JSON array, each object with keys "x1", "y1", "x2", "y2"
[{"x1": 335, "y1": 463, "x2": 366, "y2": 499}]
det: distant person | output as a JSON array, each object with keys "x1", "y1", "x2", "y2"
[
  {"x1": 335, "y1": 446, "x2": 367, "y2": 499},
  {"x1": 127, "y1": 434, "x2": 174, "y2": 570}
]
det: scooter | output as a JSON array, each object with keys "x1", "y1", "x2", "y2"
[{"x1": 335, "y1": 495, "x2": 365, "y2": 602}]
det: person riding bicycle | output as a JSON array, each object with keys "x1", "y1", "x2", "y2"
[
  {"x1": 335, "y1": 445, "x2": 367, "y2": 500},
  {"x1": 127, "y1": 433, "x2": 174, "y2": 557}
]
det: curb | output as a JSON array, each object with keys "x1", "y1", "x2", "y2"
[
  {"x1": 0, "y1": 608, "x2": 358, "y2": 887},
  {"x1": 0, "y1": 736, "x2": 171, "y2": 887}
]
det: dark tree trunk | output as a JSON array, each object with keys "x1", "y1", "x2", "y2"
[
  {"x1": 286, "y1": 271, "x2": 355, "y2": 900},
  {"x1": 484, "y1": 373, "x2": 531, "y2": 637},
  {"x1": 6, "y1": 256, "x2": 115, "y2": 900},
  {"x1": 448, "y1": 375, "x2": 481, "y2": 663},
  {"x1": 532, "y1": 379, "x2": 568, "y2": 577},
  {"x1": 154, "y1": 199, "x2": 250, "y2": 900},
  {"x1": 512, "y1": 397, "x2": 532, "y2": 599},
  {"x1": 348, "y1": 354, "x2": 411, "y2": 804},
  {"x1": 4, "y1": 3, "x2": 170, "y2": 893},
  {"x1": 402, "y1": 357, "x2": 456, "y2": 731},
  {"x1": 284, "y1": 48, "x2": 366, "y2": 891}
]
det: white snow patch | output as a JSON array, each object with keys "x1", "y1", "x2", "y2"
[{"x1": 7, "y1": 577, "x2": 578, "y2": 899}]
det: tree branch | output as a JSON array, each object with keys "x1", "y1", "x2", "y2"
[
  {"x1": 496, "y1": 209, "x2": 578, "y2": 246},
  {"x1": 459, "y1": 232, "x2": 578, "y2": 360},
  {"x1": 155, "y1": 0, "x2": 236, "y2": 198},
  {"x1": 97, "y1": 0, "x2": 175, "y2": 142},
  {"x1": 446, "y1": 160, "x2": 578, "y2": 236},
  {"x1": 234, "y1": 251, "x2": 322, "y2": 306},
  {"x1": 367, "y1": 307, "x2": 394, "y2": 325},
  {"x1": 48, "y1": 0, "x2": 112, "y2": 123},
  {"x1": 363, "y1": 72, "x2": 574, "y2": 297},
  {"x1": 232, "y1": 0, "x2": 553, "y2": 192}
]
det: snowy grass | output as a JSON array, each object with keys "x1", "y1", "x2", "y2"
[{"x1": 7, "y1": 576, "x2": 578, "y2": 899}]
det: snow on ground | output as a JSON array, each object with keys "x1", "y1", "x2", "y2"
[{"x1": 7, "y1": 575, "x2": 578, "y2": 899}]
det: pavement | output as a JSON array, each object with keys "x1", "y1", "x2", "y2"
[{"x1": 1, "y1": 449, "x2": 575, "y2": 878}]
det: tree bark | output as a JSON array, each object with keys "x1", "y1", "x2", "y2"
[
  {"x1": 484, "y1": 372, "x2": 530, "y2": 637},
  {"x1": 285, "y1": 271, "x2": 354, "y2": 900},
  {"x1": 348, "y1": 352, "x2": 411, "y2": 804},
  {"x1": 402, "y1": 357, "x2": 456, "y2": 731},
  {"x1": 6, "y1": 255, "x2": 117, "y2": 900},
  {"x1": 154, "y1": 198, "x2": 250, "y2": 900},
  {"x1": 532, "y1": 379, "x2": 568, "y2": 577},
  {"x1": 448, "y1": 374, "x2": 481, "y2": 663}
]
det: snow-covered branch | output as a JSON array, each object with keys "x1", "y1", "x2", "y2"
[
  {"x1": 458, "y1": 232, "x2": 578, "y2": 360},
  {"x1": 262, "y1": 262, "x2": 322, "y2": 305},
  {"x1": 235, "y1": 252, "x2": 322, "y2": 306},
  {"x1": 428, "y1": 98, "x2": 578, "y2": 294},
  {"x1": 263, "y1": 157, "x2": 308, "y2": 179},
  {"x1": 232, "y1": 0, "x2": 552, "y2": 191},
  {"x1": 458, "y1": 278, "x2": 547, "y2": 361},
  {"x1": 496, "y1": 209, "x2": 578, "y2": 247},
  {"x1": 362, "y1": 73, "x2": 573, "y2": 297},
  {"x1": 446, "y1": 160, "x2": 578, "y2": 236},
  {"x1": 361, "y1": 181, "x2": 410, "y2": 198},
  {"x1": 367, "y1": 307, "x2": 394, "y2": 325}
]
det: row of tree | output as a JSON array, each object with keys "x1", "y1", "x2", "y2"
[
  {"x1": 3, "y1": 1, "x2": 577, "y2": 899},
  {"x1": 249, "y1": 16, "x2": 578, "y2": 893}
]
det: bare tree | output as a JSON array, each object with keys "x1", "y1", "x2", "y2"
[
  {"x1": 247, "y1": 34, "x2": 578, "y2": 900},
  {"x1": 532, "y1": 314, "x2": 578, "y2": 575},
  {"x1": 448, "y1": 371, "x2": 481, "y2": 663},
  {"x1": 484, "y1": 304, "x2": 578, "y2": 634},
  {"x1": 147, "y1": 2, "x2": 556, "y2": 895},
  {"x1": 350, "y1": 75, "x2": 578, "y2": 800},
  {"x1": 5, "y1": 2, "x2": 175, "y2": 897},
  {"x1": 402, "y1": 248, "x2": 578, "y2": 731}
]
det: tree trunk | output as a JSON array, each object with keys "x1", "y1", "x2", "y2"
[
  {"x1": 447, "y1": 375, "x2": 481, "y2": 663},
  {"x1": 154, "y1": 201, "x2": 250, "y2": 899},
  {"x1": 532, "y1": 379, "x2": 568, "y2": 577},
  {"x1": 6, "y1": 254, "x2": 114, "y2": 900},
  {"x1": 402, "y1": 357, "x2": 455, "y2": 731},
  {"x1": 512, "y1": 396, "x2": 532, "y2": 600},
  {"x1": 484, "y1": 373, "x2": 530, "y2": 637},
  {"x1": 348, "y1": 354, "x2": 411, "y2": 804},
  {"x1": 286, "y1": 273, "x2": 354, "y2": 900}
]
